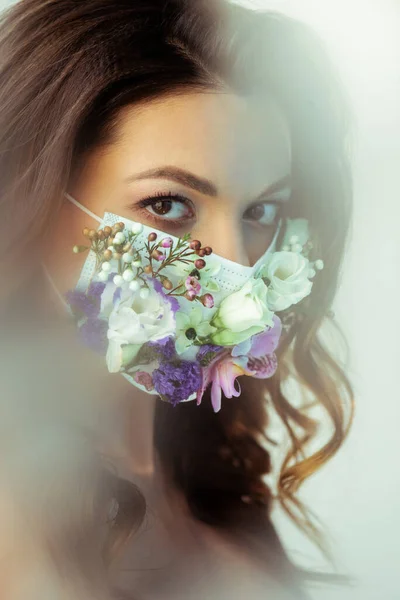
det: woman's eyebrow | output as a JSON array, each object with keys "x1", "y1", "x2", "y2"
[
  {"x1": 254, "y1": 174, "x2": 292, "y2": 201},
  {"x1": 125, "y1": 166, "x2": 291, "y2": 200},
  {"x1": 125, "y1": 166, "x2": 218, "y2": 197}
]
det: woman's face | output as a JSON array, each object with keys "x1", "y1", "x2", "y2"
[{"x1": 47, "y1": 91, "x2": 291, "y2": 294}]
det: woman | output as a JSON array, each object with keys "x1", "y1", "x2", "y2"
[{"x1": 0, "y1": 0, "x2": 354, "y2": 598}]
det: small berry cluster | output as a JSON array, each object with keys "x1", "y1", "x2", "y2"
[{"x1": 73, "y1": 222, "x2": 214, "y2": 305}]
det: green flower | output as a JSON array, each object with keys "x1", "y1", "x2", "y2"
[
  {"x1": 175, "y1": 305, "x2": 216, "y2": 354},
  {"x1": 210, "y1": 278, "x2": 274, "y2": 346}
]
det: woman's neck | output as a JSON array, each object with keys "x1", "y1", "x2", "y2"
[{"x1": 110, "y1": 377, "x2": 157, "y2": 479}]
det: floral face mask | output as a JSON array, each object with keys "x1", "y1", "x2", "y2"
[{"x1": 60, "y1": 193, "x2": 323, "y2": 412}]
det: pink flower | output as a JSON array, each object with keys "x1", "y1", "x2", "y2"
[
  {"x1": 195, "y1": 316, "x2": 282, "y2": 412},
  {"x1": 185, "y1": 275, "x2": 201, "y2": 295},
  {"x1": 161, "y1": 237, "x2": 173, "y2": 248},
  {"x1": 133, "y1": 371, "x2": 154, "y2": 391},
  {"x1": 196, "y1": 350, "x2": 244, "y2": 413}
]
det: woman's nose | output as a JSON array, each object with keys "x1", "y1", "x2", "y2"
[{"x1": 194, "y1": 212, "x2": 250, "y2": 266}]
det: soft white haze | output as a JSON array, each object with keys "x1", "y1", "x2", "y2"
[
  {"x1": 233, "y1": 2, "x2": 400, "y2": 600},
  {"x1": 0, "y1": 0, "x2": 399, "y2": 599}
]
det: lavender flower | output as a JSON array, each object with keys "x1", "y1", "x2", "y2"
[
  {"x1": 78, "y1": 318, "x2": 108, "y2": 354},
  {"x1": 197, "y1": 344, "x2": 223, "y2": 366},
  {"x1": 147, "y1": 337, "x2": 176, "y2": 360},
  {"x1": 66, "y1": 282, "x2": 106, "y2": 319},
  {"x1": 152, "y1": 360, "x2": 202, "y2": 405},
  {"x1": 66, "y1": 290, "x2": 100, "y2": 319},
  {"x1": 87, "y1": 281, "x2": 106, "y2": 298}
]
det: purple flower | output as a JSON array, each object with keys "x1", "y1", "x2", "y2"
[
  {"x1": 66, "y1": 290, "x2": 101, "y2": 319},
  {"x1": 230, "y1": 316, "x2": 281, "y2": 380},
  {"x1": 78, "y1": 318, "x2": 108, "y2": 354},
  {"x1": 197, "y1": 344, "x2": 223, "y2": 366},
  {"x1": 147, "y1": 337, "x2": 176, "y2": 360},
  {"x1": 245, "y1": 353, "x2": 278, "y2": 378},
  {"x1": 232, "y1": 315, "x2": 282, "y2": 359},
  {"x1": 152, "y1": 360, "x2": 202, "y2": 406},
  {"x1": 87, "y1": 281, "x2": 106, "y2": 299}
]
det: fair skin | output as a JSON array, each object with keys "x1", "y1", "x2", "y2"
[{"x1": 44, "y1": 90, "x2": 293, "y2": 598}]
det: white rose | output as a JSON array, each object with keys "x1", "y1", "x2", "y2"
[
  {"x1": 106, "y1": 286, "x2": 175, "y2": 372},
  {"x1": 211, "y1": 278, "x2": 274, "y2": 346},
  {"x1": 262, "y1": 251, "x2": 313, "y2": 312}
]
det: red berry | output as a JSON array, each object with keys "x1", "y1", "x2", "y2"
[
  {"x1": 194, "y1": 259, "x2": 206, "y2": 270},
  {"x1": 204, "y1": 246, "x2": 213, "y2": 256},
  {"x1": 189, "y1": 240, "x2": 201, "y2": 251},
  {"x1": 201, "y1": 293, "x2": 214, "y2": 308}
]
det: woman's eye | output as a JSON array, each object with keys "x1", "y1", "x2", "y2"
[
  {"x1": 243, "y1": 202, "x2": 279, "y2": 226},
  {"x1": 138, "y1": 193, "x2": 195, "y2": 223}
]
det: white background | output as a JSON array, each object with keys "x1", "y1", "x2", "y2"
[
  {"x1": 232, "y1": 2, "x2": 400, "y2": 600},
  {"x1": 1, "y1": 0, "x2": 399, "y2": 598}
]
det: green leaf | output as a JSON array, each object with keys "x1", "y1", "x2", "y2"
[{"x1": 121, "y1": 344, "x2": 143, "y2": 369}]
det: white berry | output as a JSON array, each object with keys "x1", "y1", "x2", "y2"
[
  {"x1": 98, "y1": 271, "x2": 108, "y2": 282},
  {"x1": 122, "y1": 269, "x2": 135, "y2": 282},
  {"x1": 129, "y1": 280, "x2": 140, "y2": 292},
  {"x1": 122, "y1": 252, "x2": 133, "y2": 263},
  {"x1": 282, "y1": 245, "x2": 290, "y2": 252},
  {"x1": 292, "y1": 243, "x2": 303, "y2": 253},
  {"x1": 308, "y1": 268, "x2": 316, "y2": 279},
  {"x1": 114, "y1": 232, "x2": 125, "y2": 244},
  {"x1": 131, "y1": 222, "x2": 144, "y2": 235},
  {"x1": 140, "y1": 287, "x2": 150, "y2": 299},
  {"x1": 315, "y1": 259, "x2": 324, "y2": 271},
  {"x1": 132, "y1": 259, "x2": 142, "y2": 268},
  {"x1": 113, "y1": 275, "x2": 124, "y2": 287},
  {"x1": 101, "y1": 262, "x2": 111, "y2": 272},
  {"x1": 289, "y1": 235, "x2": 299, "y2": 245}
]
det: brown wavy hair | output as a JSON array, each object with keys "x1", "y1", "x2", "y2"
[{"x1": 0, "y1": 0, "x2": 354, "y2": 594}]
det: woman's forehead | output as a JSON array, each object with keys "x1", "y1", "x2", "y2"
[{"x1": 108, "y1": 91, "x2": 291, "y2": 196}]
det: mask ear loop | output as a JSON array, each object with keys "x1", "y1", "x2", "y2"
[
  {"x1": 42, "y1": 193, "x2": 102, "y2": 312},
  {"x1": 42, "y1": 263, "x2": 73, "y2": 315},
  {"x1": 64, "y1": 192, "x2": 102, "y2": 224}
]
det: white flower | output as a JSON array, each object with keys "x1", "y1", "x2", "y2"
[
  {"x1": 105, "y1": 285, "x2": 175, "y2": 372},
  {"x1": 175, "y1": 305, "x2": 215, "y2": 355},
  {"x1": 211, "y1": 278, "x2": 274, "y2": 346},
  {"x1": 261, "y1": 251, "x2": 313, "y2": 312}
]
